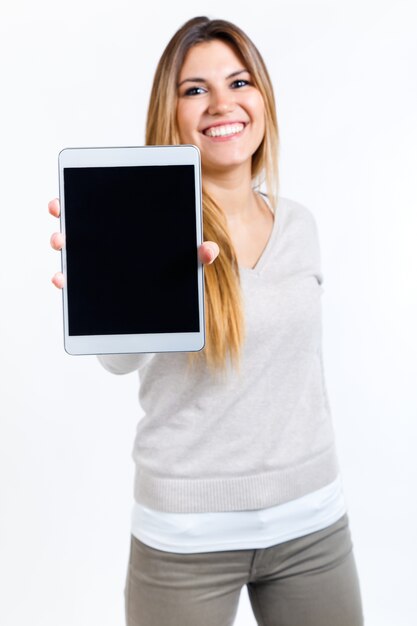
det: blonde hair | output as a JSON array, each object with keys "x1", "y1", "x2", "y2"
[{"x1": 146, "y1": 16, "x2": 279, "y2": 372}]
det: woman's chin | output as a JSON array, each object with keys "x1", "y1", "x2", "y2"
[{"x1": 201, "y1": 154, "x2": 252, "y2": 175}]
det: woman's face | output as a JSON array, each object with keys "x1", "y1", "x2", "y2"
[{"x1": 176, "y1": 39, "x2": 266, "y2": 176}]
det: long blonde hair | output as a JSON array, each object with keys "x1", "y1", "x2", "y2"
[{"x1": 146, "y1": 16, "x2": 279, "y2": 372}]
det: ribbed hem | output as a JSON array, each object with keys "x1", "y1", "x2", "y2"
[{"x1": 134, "y1": 446, "x2": 340, "y2": 513}]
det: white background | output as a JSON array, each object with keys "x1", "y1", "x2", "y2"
[{"x1": 0, "y1": 0, "x2": 416, "y2": 624}]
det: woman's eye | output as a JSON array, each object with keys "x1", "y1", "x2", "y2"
[
  {"x1": 184, "y1": 86, "x2": 206, "y2": 96},
  {"x1": 232, "y1": 79, "x2": 251, "y2": 88}
]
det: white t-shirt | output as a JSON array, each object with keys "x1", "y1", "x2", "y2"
[{"x1": 130, "y1": 474, "x2": 346, "y2": 553}]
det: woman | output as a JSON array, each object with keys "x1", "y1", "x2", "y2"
[{"x1": 49, "y1": 16, "x2": 364, "y2": 626}]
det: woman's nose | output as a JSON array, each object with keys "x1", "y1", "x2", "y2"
[{"x1": 207, "y1": 89, "x2": 236, "y2": 116}]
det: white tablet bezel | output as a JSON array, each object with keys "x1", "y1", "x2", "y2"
[{"x1": 58, "y1": 145, "x2": 205, "y2": 355}]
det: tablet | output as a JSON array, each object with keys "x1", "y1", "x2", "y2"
[{"x1": 58, "y1": 145, "x2": 205, "y2": 355}]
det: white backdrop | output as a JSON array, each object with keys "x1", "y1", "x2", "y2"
[{"x1": 1, "y1": 1, "x2": 416, "y2": 624}]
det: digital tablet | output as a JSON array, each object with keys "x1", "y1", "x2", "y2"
[{"x1": 58, "y1": 145, "x2": 205, "y2": 355}]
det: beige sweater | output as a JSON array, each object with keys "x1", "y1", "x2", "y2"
[{"x1": 98, "y1": 196, "x2": 340, "y2": 513}]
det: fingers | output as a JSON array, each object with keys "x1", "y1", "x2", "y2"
[
  {"x1": 48, "y1": 197, "x2": 60, "y2": 217},
  {"x1": 50, "y1": 232, "x2": 65, "y2": 251},
  {"x1": 52, "y1": 272, "x2": 64, "y2": 289},
  {"x1": 199, "y1": 241, "x2": 220, "y2": 265},
  {"x1": 49, "y1": 199, "x2": 63, "y2": 288}
]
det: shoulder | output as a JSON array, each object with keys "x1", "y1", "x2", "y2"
[
  {"x1": 276, "y1": 195, "x2": 318, "y2": 228},
  {"x1": 275, "y1": 196, "x2": 323, "y2": 282},
  {"x1": 275, "y1": 196, "x2": 321, "y2": 245}
]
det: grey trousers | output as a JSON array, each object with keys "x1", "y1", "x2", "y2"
[{"x1": 124, "y1": 513, "x2": 364, "y2": 626}]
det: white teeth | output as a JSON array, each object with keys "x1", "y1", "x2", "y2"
[{"x1": 204, "y1": 123, "x2": 245, "y2": 137}]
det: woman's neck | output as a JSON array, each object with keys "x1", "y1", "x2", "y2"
[{"x1": 202, "y1": 166, "x2": 261, "y2": 223}]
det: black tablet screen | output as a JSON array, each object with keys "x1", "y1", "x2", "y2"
[{"x1": 63, "y1": 165, "x2": 199, "y2": 336}]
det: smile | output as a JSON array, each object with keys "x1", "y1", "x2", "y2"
[{"x1": 203, "y1": 123, "x2": 245, "y2": 138}]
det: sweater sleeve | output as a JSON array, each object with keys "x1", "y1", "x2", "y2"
[
  {"x1": 97, "y1": 353, "x2": 155, "y2": 375},
  {"x1": 289, "y1": 197, "x2": 324, "y2": 290},
  {"x1": 306, "y1": 207, "x2": 324, "y2": 290},
  {"x1": 313, "y1": 220, "x2": 324, "y2": 288}
]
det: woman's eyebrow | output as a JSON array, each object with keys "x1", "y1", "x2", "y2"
[{"x1": 177, "y1": 69, "x2": 249, "y2": 88}]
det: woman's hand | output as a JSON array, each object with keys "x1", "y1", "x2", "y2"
[{"x1": 48, "y1": 198, "x2": 220, "y2": 289}]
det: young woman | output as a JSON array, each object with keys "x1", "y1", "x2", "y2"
[{"x1": 49, "y1": 16, "x2": 364, "y2": 626}]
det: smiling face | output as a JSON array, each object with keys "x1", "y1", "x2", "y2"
[{"x1": 176, "y1": 39, "x2": 266, "y2": 177}]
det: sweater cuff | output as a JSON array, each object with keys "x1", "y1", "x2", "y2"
[{"x1": 97, "y1": 353, "x2": 154, "y2": 375}]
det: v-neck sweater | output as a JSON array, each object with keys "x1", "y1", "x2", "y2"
[{"x1": 98, "y1": 195, "x2": 340, "y2": 513}]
